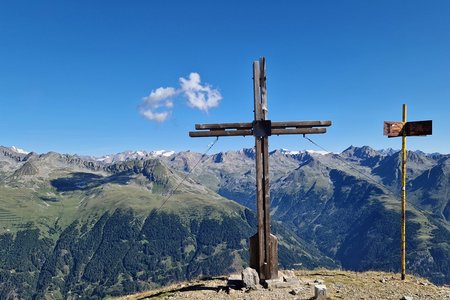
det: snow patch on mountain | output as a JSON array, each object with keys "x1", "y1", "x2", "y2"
[
  {"x1": 94, "y1": 150, "x2": 175, "y2": 163},
  {"x1": 305, "y1": 150, "x2": 330, "y2": 155},
  {"x1": 10, "y1": 146, "x2": 29, "y2": 154},
  {"x1": 279, "y1": 148, "x2": 330, "y2": 155},
  {"x1": 152, "y1": 150, "x2": 175, "y2": 157}
]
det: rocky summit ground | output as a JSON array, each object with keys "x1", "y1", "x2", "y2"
[{"x1": 112, "y1": 269, "x2": 450, "y2": 300}]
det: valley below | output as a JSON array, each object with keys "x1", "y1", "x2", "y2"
[{"x1": 1, "y1": 145, "x2": 450, "y2": 299}]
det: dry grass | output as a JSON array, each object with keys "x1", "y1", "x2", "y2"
[{"x1": 111, "y1": 269, "x2": 450, "y2": 300}]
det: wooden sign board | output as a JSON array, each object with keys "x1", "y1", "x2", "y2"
[
  {"x1": 384, "y1": 121, "x2": 404, "y2": 137},
  {"x1": 384, "y1": 120, "x2": 432, "y2": 137},
  {"x1": 405, "y1": 120, "x2": 432, "y2": 136}
]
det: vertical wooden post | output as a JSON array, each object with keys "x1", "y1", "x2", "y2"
[
  {"x1": 249, "y1": 57, "x2": 278, "y2": 280},
  {"x1": 401, "y1": 104, "x2": 407, "y2": 280},
  {"x1": 251, "y1": 60, "x2": 265, "y2": 277},
  {"x1": 259, "y1": 57, "x2": 277, "y2": 279},
  {"x1": 261, "y1": 58, "x2": 271, "y2": 277}
]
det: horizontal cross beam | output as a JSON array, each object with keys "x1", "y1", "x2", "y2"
[
  {"x1": 272, "y1": 120, "x2": 331, "y2": 128},
  {"x1": 195, "y1": 122, "x2": 252, "y2": 130},
  {"x1": 190, "y1": 120, "x2": 331, "y2": 137},
  {"x1": 272, "y1": 127, "x2": 327, "y2": 135},
  {"x1": 190, "y1": 129, "x2": 253, "y2": 137},
  {"x1": 194, "y1": 120, "x2": 332, "y2": 130}
]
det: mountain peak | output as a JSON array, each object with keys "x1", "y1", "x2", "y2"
[
  {"x1": 10, "y1": 146, "x2": 29, "y2": 154},
  {"x1": 237, "y1": 148, "x2": 256, "y2": 159},
  {"x1": 342, "y1": 145, "x2": 378, "y2": 158},
  {"x1": 378, "y1": 148, "x2": 397, "y2": 156}
]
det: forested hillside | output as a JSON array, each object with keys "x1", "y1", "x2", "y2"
[
  {"x1": 1, "y1": 145, "x2": 449, "y2": 299},
  {"x1": 0, "y1": 147, "x2": 333, "y2": 299}
]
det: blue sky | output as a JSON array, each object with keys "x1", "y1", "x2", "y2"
[{"x1": 1, "y1": 1, "x2": 449, "y2": 156}]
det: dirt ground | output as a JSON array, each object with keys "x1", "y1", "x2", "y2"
[{"x1": 113, "y1": 269, "x2": 450, "y2": 300}]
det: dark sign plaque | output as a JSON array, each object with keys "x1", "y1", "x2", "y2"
[
  {"x1": 405, "y1": 120, "x2": 432, "y2": 136},
  {"x1": 384, "y1": 120, "x2": 432, "y2": 137}
]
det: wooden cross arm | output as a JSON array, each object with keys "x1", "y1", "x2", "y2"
[
  {"x1": 272, "y1": 120, "x2": 331, "y2": 128},
  {"x1": 272, "y1": 127, "x2": 327, "y2": 135},
  {"x1": 190, "y1": 129, "x2": 253, "y2": 137},
  {"x1": 194, "y1": 120, "x2": 331, "y2": 130},
  {"x1": 195, "y1": 122, "x2": 253, "y2": 130},
  {"x1": 189, "y1": 120, "x2": 331, "y2": 138}
]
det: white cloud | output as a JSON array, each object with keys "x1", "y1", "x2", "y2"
[
  {"x1": 179, "y1": 73, "x2": 222, "y2": 112},
  {"x1": 139, "y1": 108, "x2": 170, "y2": 123},
  {"x1": 139, "y1": 73, "x2": 222, "y2": 122},
  {"x1": 146, "y1": 87, "x2": 177, "y2": 105},
  {"x1": 140, "y1": 87, "x2": 177, "y2": 122}
]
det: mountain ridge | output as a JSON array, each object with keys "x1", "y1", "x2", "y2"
[
  {"x1": 0, "y1": 145, "x2": 335, "y2": 299},
  {"x1": 1, "y1": 144, "x2": 450, "y2": 299}
]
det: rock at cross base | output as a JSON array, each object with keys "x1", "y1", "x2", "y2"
[
  {"x1": 314, "y1": 284, "x2": 327, "y2": 299},
  {"x1": 241, "y1": 267, "x2": 261, "y2": 290}
]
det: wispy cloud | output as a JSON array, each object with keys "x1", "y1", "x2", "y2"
[
  {"x1": 139, "y1": 73, "x2": 222, "y2": 122},
  {"x1": 179, "y1": 73, "x2": 222, "y2": 112},
  {"x1": 139, "y1": 87, "x2": 177, "y2": 122}
]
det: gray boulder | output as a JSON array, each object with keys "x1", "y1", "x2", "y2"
[{"x1": 241, "y1": 267, "x2": 260, "y2": 290}]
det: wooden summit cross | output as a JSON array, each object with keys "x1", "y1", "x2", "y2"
[{"x1": 189, "y1": 57, "x2": 332, "y2": 280}]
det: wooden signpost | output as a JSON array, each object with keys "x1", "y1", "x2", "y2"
[
  {"x1": 384, "y1": 120, "x2": 432, "y2": 137},
  {"x1": 190, "y1": 57, "x2": 332, "y2": 281},
  {"x1": 383, "y1": 104, "x2": 432, "y2": 280}
]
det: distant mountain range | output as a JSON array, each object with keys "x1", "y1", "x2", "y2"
[{"x1": 1, "y1": 145, "x2": 449, "y2": 299}]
